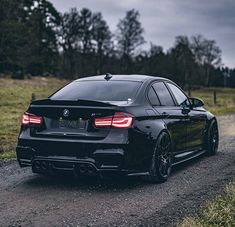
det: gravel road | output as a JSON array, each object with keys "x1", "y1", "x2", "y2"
[{"x1": 0, "y1": 115, "x2": 234, "y2": 227}]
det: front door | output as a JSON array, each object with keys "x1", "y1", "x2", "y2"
[{"x1": 187, "y1": 108, "x2": 207, "y2": 149}]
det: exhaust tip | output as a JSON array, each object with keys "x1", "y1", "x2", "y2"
[
  {"x1": 34, "y1": 160, "x2": 41, "y2": 170},
  {"x1": 41, "y1": 161, "x2": 48, "y2": 171},
  {"x1": 87, "y1": 165, "x2": 95, "y2": 174},
  {"x1": 79, "y1": 164, "x2": 87, "y2": 174}
]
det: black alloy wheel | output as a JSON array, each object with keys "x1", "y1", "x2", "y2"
[
  {"x1": 206, "y1": 120, "x2": 219, "y2": 155},
  {"x1": 147, "y1": 132, "x2": 172, "y2": 183}
]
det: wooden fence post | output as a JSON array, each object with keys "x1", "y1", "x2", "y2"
[
  {"x1": 213, "y1": 90, "x2": 217, "y2": 105},
  {"x1": 188, "y1": 87, "x2": 191, "y2": 97},
  {"x1": 31, "y1": 93, "x2": 36, "y2": 102}
]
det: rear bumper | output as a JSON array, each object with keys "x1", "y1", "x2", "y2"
[
  {"x1": 16, "y1": 127, "x2": 153, "y2": 175},
  {"x1": 16, "y1": 145, "x2": 127, "y2": 173},
  {"x1": 16, "y1": 142, "x2": 150, "y2": 176}
]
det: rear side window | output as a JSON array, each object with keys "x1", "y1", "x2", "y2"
[
  {"x1": 50, "y1": 80, "x2": 141, "y2": 102},
  {"x1": 152, "y1": 82, "x2": 175, "y2": 106},
  {"x1": 148, "y1": 87, "x2": 160, "y2": 106},
  {"x1": 167, "y1": 83, "x2": 188, "y2": 106}
]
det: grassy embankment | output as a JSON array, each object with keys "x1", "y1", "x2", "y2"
[
  {"x1": 0, "y1": 77, "x2": 235, "y2": 160},
  {"x1": 179, "y1": 181, "x2": 235, "y2": 227}
]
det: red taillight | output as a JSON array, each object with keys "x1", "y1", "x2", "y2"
[
  {"x1": 21, "y1": 112, "x2": 43, "y2": 126},
  {"x1": 112, "y1": 112, "x2": 134, "y2": 128},
  {"x1": 22, "y1": 113, "x2": 30, "y2": 125},
  {"x1": 94, "y1": 112, "x2": 134, "y2": 129},
  {"x1": 94, "y1": 116, "x2": 113, "y2": 128}
]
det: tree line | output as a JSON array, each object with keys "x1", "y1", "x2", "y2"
[{"x1": 0, "y1": 0, "x2": 234, "y2": 88}]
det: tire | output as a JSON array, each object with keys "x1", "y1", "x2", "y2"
[
  {"x1": 206, "y1": 119, "x2": 219, "y2": 156},
  {"x1": 146, "y1": 131, "x2": 172, "y2": 183}
]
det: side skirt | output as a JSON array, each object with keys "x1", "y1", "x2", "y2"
[
  {"x1": 172, "y1": 149, "x2": 206, "y2": 166},
  {"x1": 128, "y1": 150, "x2": 207, "y2": 176}
]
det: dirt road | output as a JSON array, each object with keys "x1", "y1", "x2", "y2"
[{"x1": 0, "y1": 115, "x2": 234, "y2": 227}]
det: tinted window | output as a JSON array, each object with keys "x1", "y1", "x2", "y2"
[
  {"x1": 50, "y1": 81, "x2": 141, "y2": 102},
  {"x1": 148, "y1": 87, "x2": 160, "y2": 106},
  {"x1": 167, "y1": 83, "x2": 188, "y2": 106},
  {"x1": 153, "y1": 82, "x2": 175, "y2": 106}
]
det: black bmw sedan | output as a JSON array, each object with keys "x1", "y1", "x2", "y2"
[{"x1": 16, "y1": 74, "x2": 219, "y2": 183}]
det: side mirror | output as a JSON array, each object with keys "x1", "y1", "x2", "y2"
[{"x1": 190, "y1": 98, "x2": 204, "y2": 108}]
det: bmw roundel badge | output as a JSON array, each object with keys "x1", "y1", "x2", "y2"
[{"x1": 63, "y1": 109, "x2": 70, "y2": 117}]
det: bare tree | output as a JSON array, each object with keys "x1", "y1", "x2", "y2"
[
  {"x1": 191, "y1": 35, "x2": 222, "y2": 86},
  {"x1": 170, "y1": 36, "x2": 195, "y2": 86},
  {"x1": 92, "y1": 12, "x2": 112, "y2": 74},
  {"x1": 78, "y1": 8, "x2": 93, "y2": 54},
  {"x1": 59, "y1": 8, "x2": 80, "y2": 77},
  {"x1": 116, "y1": 9, "x2": 145, "y2": 72}
]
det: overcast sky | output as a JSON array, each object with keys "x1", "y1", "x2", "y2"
[{"x1": 51, "y1": 0, "x2": 235, "y2": 68}]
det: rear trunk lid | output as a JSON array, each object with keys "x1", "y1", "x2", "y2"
[{"x1": 27, "y1": 99, "x2": 118, "y2": 140}]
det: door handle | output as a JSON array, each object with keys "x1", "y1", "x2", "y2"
[
  {"x1": 162, "y1": 112, "x2": 170, "y2": 118},
  {"x1": 182, "y1": 108, "x2": 190, "y2": 115}
]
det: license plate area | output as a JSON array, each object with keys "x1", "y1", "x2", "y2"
[{"x1": 59, "y1": 118, "x2": 87, "y2": 130}]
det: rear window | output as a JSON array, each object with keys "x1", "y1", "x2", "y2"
[{"x1": 50, "y1": 80, "x2": 141, "y2": 102}]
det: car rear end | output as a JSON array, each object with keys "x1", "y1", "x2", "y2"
[{"x1": 16, "y1": 78, "x2": 144, "y2": 176}]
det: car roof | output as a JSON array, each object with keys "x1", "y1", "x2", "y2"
[{"x1": 76, "y1": 74, "x2": 172, "y2": 83}]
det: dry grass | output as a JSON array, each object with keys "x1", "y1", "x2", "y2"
[
  {"x1": 0, "y1": 77, "x2": 68, "y2": 157},
  {"x1": 179, "y1": 181, "x2": 235, "y2": 227},
  {"x1": 191, "y1": 87, "x2": 235, "y2": 116}
]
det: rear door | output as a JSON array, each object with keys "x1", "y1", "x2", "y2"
[
  {"x1": 166, "y1": 82, "x2": 206, "y2": 150},
  {"x1": 150, "y1": 82, "x2": 188, "y2": 153}
]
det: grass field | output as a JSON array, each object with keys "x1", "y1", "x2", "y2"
[
  {"x1": 0, "y1": 77, "x2": 235, "y2": 159},
  {"x1": 190, "y1": 87, "x2": 235, "y2": 116},
  {"x1": 179, "y1": 181, "x2": 235, "y2": 227},
  {"x1": 0, "y1": 77, "x2": 68, "y2": 158}
]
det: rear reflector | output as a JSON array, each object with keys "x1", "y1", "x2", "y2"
[
  {"x1": 94, "y1": 112, "x2": 133, "y2": 129},
  {"x1": 21, "y1": 112, "x2": 43, "y2": 125}
]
